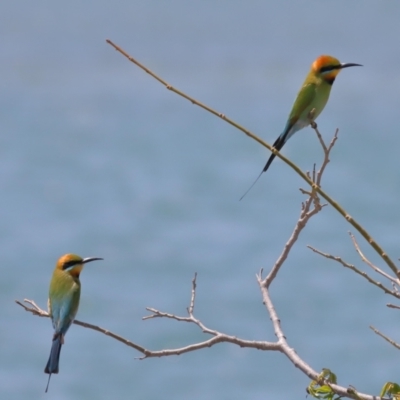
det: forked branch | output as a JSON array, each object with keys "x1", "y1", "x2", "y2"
[
  {"x1": 105, "y1": 38, "x2": 398, "y2": 279},
  {"x1": 17, "y1": 270, "x2": 380, "y2": 399}
]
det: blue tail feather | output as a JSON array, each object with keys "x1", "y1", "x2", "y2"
[
  {"x1": 44, "y1": 334, "x2": 62, "y2": 392},
  {"x1": 45, "y1": 334, "x2": 62, "y2": 374}
]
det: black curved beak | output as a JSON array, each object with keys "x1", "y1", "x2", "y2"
[
  {"x1": 82, "y1": 257, "x2": 103, "y2": 264},
  {"x1": 339, "y1": 63, "x2": 363, "y2": 69}
]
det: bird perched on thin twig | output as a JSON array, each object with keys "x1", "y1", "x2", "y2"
[
  {"x1": 240, "y1": 55, "x2": 362, "y2": 200},
  {"x1": 44, "y1": 254, "x2": 103, "y2": 392}
]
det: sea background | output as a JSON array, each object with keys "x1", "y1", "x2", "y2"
[{"x1": 2, "y1": 2, "x2": 400, "y2": 399}]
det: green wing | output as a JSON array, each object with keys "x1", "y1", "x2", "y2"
[{"x1": 288, "y1": 82, "x2": 318, "y2": 124}]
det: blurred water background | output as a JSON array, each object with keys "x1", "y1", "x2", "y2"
[{"x1": 2, "y1": 1, "x2": 400, "y2": 399}]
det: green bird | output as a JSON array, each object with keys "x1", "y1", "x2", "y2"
[
  {"x1": 240, "y1": 55, "x2": 362, "y2": 200},
  {"x1": 44, "y1": 254, "x2": 103, "y2": 392}
]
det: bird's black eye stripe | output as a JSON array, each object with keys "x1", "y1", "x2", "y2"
[
  {"x1": 62, "y1": 260, "x2": 81, "y2": 270},
  {"x1": 320, "y1": 65, "x2": 341, "y2": 73}
]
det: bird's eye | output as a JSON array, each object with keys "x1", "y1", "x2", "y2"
[
  {"x1": 62, "y1": 260, "x2": 80, "y2": 270},
  {"x1": 320, "y1": 65, "x2": 340, "y2": 73}
]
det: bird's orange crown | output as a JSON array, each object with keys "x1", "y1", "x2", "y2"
[
  {"x1": 56, "y1": 254, "x2": 84, "y2": 276},
  {"x1": 312, "y1": 55, "x2": 341, "y2": 72}
]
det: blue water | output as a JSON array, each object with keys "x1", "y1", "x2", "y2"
[{"x1": 2, "y1": 1, "x2": 400, "y2": 399}]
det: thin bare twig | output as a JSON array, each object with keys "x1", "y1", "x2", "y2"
[
  {"x1": 15, "y1": 299, "x2": 147, "y2": 353},
  {"x1": 349, "y1": 232, "x2": 399, "y2": 285},
  {"x1": 18, "y1": 277, "x2": 379, "y2": 399},
  {"x1": 387, "y1": 303, "x2": 400, "y2": 310},
  {"x1": 17, "y1": 276, "x2": 279, "y2": 360},
  {"x1": 142, "y1": 274, "x2": 197, "y2": 323},
  {"x1": 263, "y1": 130, "x2": 334, "y2": 287},
  {"x1": 370, "y1": 325, "x2": 400, "y2": 350},
  {"x1": 17, "y1": 297, "x2": 276, "y2": 359},
  {"x1": 105, "y1": 38, "x2": 399, "y2": 279},
  {"x1": 309, "y1": 118, "x2": 339, "y2": 185},
  {"x1": 307, "y1": 246, "x2": 400, "y2": 299},
  {"x1": 263, "y1": 192, "x2": 323, "y2": 287},
  {"x1": 139, "y1": 273, "x2": 281, "y2": 358},
  {"x1": 188, "y1": 272, "x2": 197, "y2": 315},
  {"x1": 16, "y1": 299, "x2": 49, "y2": 317}
]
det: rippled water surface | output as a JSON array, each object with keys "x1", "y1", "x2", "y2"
[{"x1": 2, "y1": 2, "x2": 400, "y2": 399}]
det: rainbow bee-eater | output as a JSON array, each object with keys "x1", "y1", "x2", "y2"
[
  {"x1": 240, "y1": 55, "x2": 362, "y2": 200},
  {"x1": 44, "y1": 254, "x2": 103, "y2": 392}
]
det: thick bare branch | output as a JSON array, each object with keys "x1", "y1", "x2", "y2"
[
  {"x1": 16, "y1": 42, "x2": 391, "y2": 398},
  {"x1": 256, "y1": 277, "x2": 379, "y2": 400},
  {"x1": 105, "y1": 38, "x2": 398, "y2": 279},
  {"x1": 138, "y1": 336, "x2": 281, "y2": 360},
  {"x1": 18, "y1": 274, "x2": 381, "y2": 399},
  {"x1": 16, "y1": 275, "x2": 280, "y2": 360}
]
